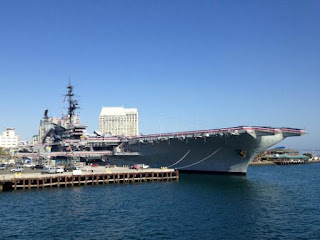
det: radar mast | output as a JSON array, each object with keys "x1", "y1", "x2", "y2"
[{"x1": 66, "y1": 81, "x2": 79, "y2": 124}]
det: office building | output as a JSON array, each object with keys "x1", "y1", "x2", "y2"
[
  {"x1": 99, "y1": 107, "x2": 138, "y2": 136},
  {"x1": 0, "y1": 128, "x2": 20, "y2": 148}
]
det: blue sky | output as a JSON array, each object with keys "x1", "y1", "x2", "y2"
[{"x1": 0, "y1": 0, "x2": 319, "y2": 151}]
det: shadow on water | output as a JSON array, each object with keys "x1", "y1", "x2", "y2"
[
  {"x1": 176, "y1": 169, "x2": 300, "y2": 208},
  {"x1": 179, "y1": 172, "x2": 251, "y2": 190},
  {"x1": 179, "y1": 163, "x2": 320, "y2": 191}
]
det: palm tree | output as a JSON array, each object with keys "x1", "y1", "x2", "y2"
[{"x1": 0, "y1": 147, "x2": 10, "y2": 161}]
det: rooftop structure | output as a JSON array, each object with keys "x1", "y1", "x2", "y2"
[{"x1": 266, "y1": 147, "x2": 299, "y2": 155}]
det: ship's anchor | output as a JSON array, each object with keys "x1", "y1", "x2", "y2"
[{"x1": 239, "y1": 150, "x2": 247, "y2": 157}]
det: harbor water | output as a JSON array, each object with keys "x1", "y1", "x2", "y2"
[{"x1": 0, "y1": 163, "x2": 319, "y2": 240}]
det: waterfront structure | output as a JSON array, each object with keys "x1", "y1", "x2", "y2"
[
  {"x1": 0, "y1": 128, "x2": 20, "y2": 149},
  {"x1": 260, "y1": 147, "x2": 309, "y2": 164},
  {"x1": 0, "y1": 168, "x2": 179, "y2": 192},
  {"x1": 266, "y1": 147, "x2": 299, "y2": 155},
  {"x1": 99, "y1": 107, "x2": 138, "y2": 136}
]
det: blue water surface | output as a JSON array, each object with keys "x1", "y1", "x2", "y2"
[{"x1": 0, "y1": 163, "x2": 319, "y2": 240}]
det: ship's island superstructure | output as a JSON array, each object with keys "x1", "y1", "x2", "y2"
[{"x1": 17, "y1": 84, "x2": 305, "y2": 174}]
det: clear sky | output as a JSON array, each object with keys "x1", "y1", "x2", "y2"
[{"x1": 0, "y1": 0, "x2": 319, "y2": 152}]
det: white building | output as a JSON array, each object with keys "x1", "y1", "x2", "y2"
[
  {"x1": 0, "y1": 128, "x2": 20, "y2": 148},
  {"x1": 99, "y1": 107, "x2": 138, "y2": 136}
]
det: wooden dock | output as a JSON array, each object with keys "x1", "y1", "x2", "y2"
[{"x1": 0, "y1": 170, "x2": 179, "y2": 192}]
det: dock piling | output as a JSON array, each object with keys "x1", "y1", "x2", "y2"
[{"x1": 0, "y1": 170, "x2": 179, "y2": 192}]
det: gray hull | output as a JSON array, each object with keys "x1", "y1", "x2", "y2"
[{"x1": 110, "y1": 127, "x2": 304, "y2": 174}]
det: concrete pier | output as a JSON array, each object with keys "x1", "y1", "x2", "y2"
[{"x1": 0, "y1": 167, "x2": 179, "y2": 192}]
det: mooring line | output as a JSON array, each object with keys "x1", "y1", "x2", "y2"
[
  {"x1": 178, "y1": 147, "x2": 221, "y2": 169},
  {"x1": 167, "y1": 150, "x2": 191, "y2": 168}
]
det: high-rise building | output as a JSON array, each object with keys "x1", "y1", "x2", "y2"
[
  {"x1": 99, "y1": 107, "x2": 138, "y2": 136},
  {"x1": 0, "y1": 128, "x2": 20, "y2": 148}
]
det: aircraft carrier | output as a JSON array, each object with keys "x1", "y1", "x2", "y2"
[
  {"x1": 17, "y1": 84, "x2": 305, "y2": 174},
  {"x1": 110, "y1": 126, "x2": 304, "y2": 174}
]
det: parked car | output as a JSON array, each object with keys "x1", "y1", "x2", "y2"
[
  {"x1": 0, "y1": 164, "x2": 7, "y2": 170},
  {"x1": 130, "y1": 165, "x2": 140, "y2": 170},
  {"x1": 41, "y1": 167, "x2": 56, "y2": 174},
  {"x1": 136, "y1": 164, "x2": 150, "y2": 169},
  {"x1": 129, "y1": 165, "x2": 136, "y2": 169},
  {"x1": 11, "y1": 166, "x2": 24, "y2": 173},
  {"x1": 32, "y1": 165, "x2": 44, "y2": 169},
  {"x1": 55, "y1": 167, "x2": 64, "y2": 174},
  {"x1": 64, "y1": 166, "x2": 77, "y2": 172},
  {"x1": 24, "y1": 163, "x2": 35, "y2": 168}
]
